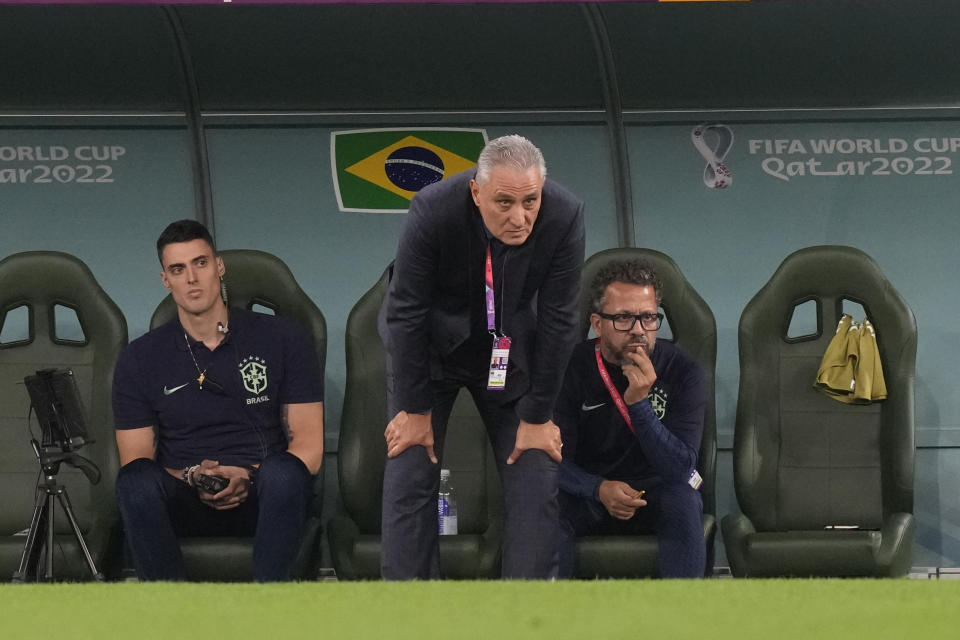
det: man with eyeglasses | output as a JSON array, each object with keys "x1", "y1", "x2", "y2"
[
  {"x1": 554, "y1": 259, "x2": 706, "y2": 578},
  {"x1": 112, "y1": 220, "x2": 324, "y2": 581}
]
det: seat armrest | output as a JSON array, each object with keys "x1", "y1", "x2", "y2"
[
  {"x1": 721, "y1": 512, "x2": 756, "y2": 577},
  {"x1": 327, "y1": 515, "x2": 362, "y2": 580},
  {"x1": 875, "y1": 512, "x2": 914, "y2": 577}
]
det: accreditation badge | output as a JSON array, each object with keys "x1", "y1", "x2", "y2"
[
  {"x1": 487, "y1": 335, "x2": 512, "y2": 391},
  {"x1": 688, "y1": 469, "x2": 703, "y2": 491}
]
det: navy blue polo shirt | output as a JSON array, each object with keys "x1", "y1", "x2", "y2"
[{"x1": 113, "y1": 308, "x2": 324, "y2": 470}]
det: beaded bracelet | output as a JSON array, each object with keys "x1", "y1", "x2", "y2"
[{"x1": 181, "y1": 464, "x2": 200, "y2": 486}]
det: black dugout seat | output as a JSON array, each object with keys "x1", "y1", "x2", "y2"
[
  {"x1": 0, "y1": 251, "x2": 127, "y2": 581},
  {"x1": 149, "y1": 249, "x2": 326, "y2": 581},
  {"x1": 328, "y1": 265, "x2": 502, "y2": 580},
  {"x1": 569, "y1": 247, "x2": 718, "y2": 578},
  {"x1": 722, "y1": 245, "x2": 916, "y2": 577}
]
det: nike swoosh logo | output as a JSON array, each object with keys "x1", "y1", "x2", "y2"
[
  {"x1": 163, "y1": 383, "x2": 190, "y2": 396},
  {"x1": 581, "y1": 402, "x2": 606, "y2": 411}
]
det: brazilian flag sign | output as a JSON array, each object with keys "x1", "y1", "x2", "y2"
[{"x1": 332, "y1": 128, "x2": 488, "y2": 213}]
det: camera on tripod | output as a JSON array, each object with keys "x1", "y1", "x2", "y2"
[
  {"x1": 12, "y1": 368, "x2": 104, "y2": 582},
  {"x1": 24, "y1": 368, "x2": 92, "y2": 453}
]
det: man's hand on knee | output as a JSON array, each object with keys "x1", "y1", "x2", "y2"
[
  {"x1": 598, "y1": 480, "x2": 647, "y2": 520},
  {"x1": 384, "y1": 410, "x2": 437, "y2": 463},
  {"x1": 507, "y1": 420, "x2": 563, "y2": 465}
]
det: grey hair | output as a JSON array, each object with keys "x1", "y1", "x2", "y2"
[{"x1": 475, "y1": 135, "x2": 547, "y2": 184}]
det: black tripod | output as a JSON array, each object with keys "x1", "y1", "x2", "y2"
[{"x1": 11, "y1": 440, "x2": 104, "y2": 583}]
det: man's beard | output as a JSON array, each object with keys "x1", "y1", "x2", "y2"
[{"x1": 615, "y1": 337, "x2": 650, "y2": 366}]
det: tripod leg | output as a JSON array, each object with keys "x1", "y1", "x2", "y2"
[
  {"x1": 57, "y1": 488, "x2": 105, "y2": 581},
  {"x1": 45, "y1": 492, "x2": 56, "y2": 581},
  {"x1": 11, "y1": 486, "x2": 49, "y2": 583}
]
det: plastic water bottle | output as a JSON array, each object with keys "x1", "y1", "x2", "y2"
[{"x1": 438, "y1": 468, "x2": 458, "y2": 535}]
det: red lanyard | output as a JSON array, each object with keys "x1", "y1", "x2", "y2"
[
  {"x1": 485, "y1": 244, "x2": 496, "y2": 333},
  {"x1": 594, "y1": 339, "x2": 636, "y2": 436}
]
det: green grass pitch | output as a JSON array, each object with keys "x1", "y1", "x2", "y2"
[{"x1": 3, "y1": 580, "x2": 960, "y2": 639}]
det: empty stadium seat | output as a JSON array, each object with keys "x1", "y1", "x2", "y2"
[{"x1": 723, "y1": 245, "x2": 916, "y2": 577}]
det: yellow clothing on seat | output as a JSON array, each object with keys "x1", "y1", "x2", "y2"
[
  {"x1": 814, "y1": 314, "x2": 858, "y2": 399},
  {"x1": 814, "y1": 314, "x2": 886, "y2": 404},
  {"x1": 852, "y1": 318, "x2": 887, "y2": 402}
]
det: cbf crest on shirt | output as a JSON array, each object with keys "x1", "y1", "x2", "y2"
[
  {"x1": 648, "y1": 384, "x2": 669, "y2": 420},
  {"x1": 240, "y1": 355, "x2": 270, "y2": 402}
]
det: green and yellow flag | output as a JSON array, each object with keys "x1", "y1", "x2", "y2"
[{"x1": 332, "y1": 128, "x2": 487, "y2": 213}]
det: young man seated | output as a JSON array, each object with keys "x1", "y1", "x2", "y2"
[{"x1": 113, "y1": 220, "x2": 324, "y2": 581}]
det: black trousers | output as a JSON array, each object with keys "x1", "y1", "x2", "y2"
[
  {"x1": 115, "y1": 451, "x2": 311, "y2": 581},
  {"x1": 380, "y1": 368, "x2": 559, "y2": 580},
  {"x1": 558, "y1": 479, "x2": 705, "y2": 578}
]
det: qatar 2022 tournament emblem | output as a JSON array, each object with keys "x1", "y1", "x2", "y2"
[{"x1": 691, "y1": 123, "x2": 734, "y2": 189}]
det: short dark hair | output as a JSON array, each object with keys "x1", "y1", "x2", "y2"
[
  {"x1": 590, "y1": 259, "x2": 663, "y2": 313},
  {"x1": 156, "y1": 219, "x2": 216, "y2": 266}
]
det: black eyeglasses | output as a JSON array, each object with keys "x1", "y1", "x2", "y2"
[{"x1": 597, "y1": 312, "x2": 664, "y2": 332}]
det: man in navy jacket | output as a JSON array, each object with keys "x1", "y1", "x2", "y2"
[
  {"x1": 379, "y1": 135, "x2": 585, "y2": 579},
  {"x1": 555, "y1": 259, "x2": 706, "y2": 578}
]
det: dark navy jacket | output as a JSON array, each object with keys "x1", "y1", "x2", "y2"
[
  {"x1": 555, "y1": 339, "x2": 706, "y2": 499},
  {"x1": 380, "y1": 168, "x2": 585, "y2": 424}
]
